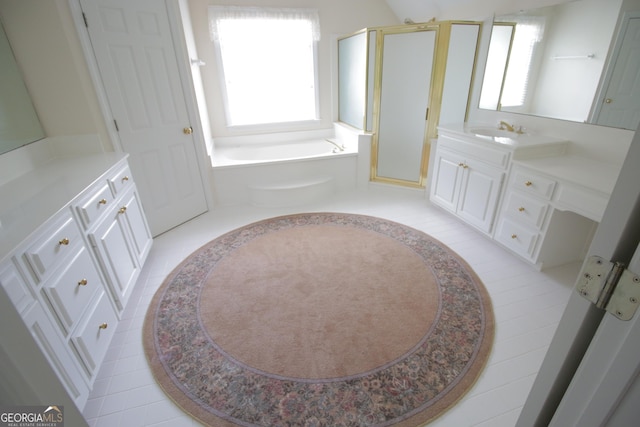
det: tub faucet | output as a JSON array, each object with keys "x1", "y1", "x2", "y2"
[
  {"x1": 498, "y1": 120, "x2": 515, "y2": 132},
  {"x1": 326, "y1": 139, "x2": 345, "y2": 152}
]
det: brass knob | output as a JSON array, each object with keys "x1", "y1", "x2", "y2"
[
  {"x1": 183, "y1": 127, "x2": 193, "y2": 135},
  {"x1": 99, "y1": 323, "x2": 108, "y2": 330},
  {"x1": 518, "y1": 207, "x2": 525, "y2": 212},
  {"x1": 605, "y1": 98, "x2": 613, "y2": 104},
  {"x1": 462, "y1": 164, "x2": 469, "y2": 169},
  {"x1": 59, "y1": 238, "x2": 70, "y2": 246},
  {"x1": 458, "y1": 162, "x2": 465, "y2": 167},
  {"x1": 525, "y1": 181, "x2": 533, "y2": 187},
  {"x1": 78, "y1": 279, "x2": 88, "y2": 286},
  {"x1": 99, "y1": 199, "x2": 107, "y2": 205},
  {"x1": 511, "y1": 234, "x2": 518, "y2": 239},
  {"x1": 122, "y1": 176, "x2": 129, "y2": 182},
  {"x1": 118, "y1": 206, "x2": 127, "y2": 214}
]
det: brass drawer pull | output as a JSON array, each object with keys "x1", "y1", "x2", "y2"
[
  {"x1": 525, "y1": 181, "x2": 533, "y2": 187},
  {"x1": 99, "y1": 323, "x2": 108, "y2": 330},
  {"x1": 518, "y1": 207, "x2": 525, "y2": 212},
  {"x1": 99, "y1": 199, "x2": 107, "y2": 205},
  {"x1": 118, "y1": 206, "x2": 127, "y2": 214},
  {"x1": 511, "y1": 234, "x2": 518, "y2": 239},
  {"x1": 122, "y1": 176, "x2": 129, "y2": 182},
  {"x1": 78, "y1": 279, "x2": 88, "y2": 286},
  {"x1": 59, "y1": 238, "x2": 70, "y2": 246}
]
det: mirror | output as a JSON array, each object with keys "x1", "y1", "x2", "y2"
[
  {"x1": 0, "y1": 20, "x2": 45, "y2": 155},
  {"x1": 479, "y1": 0, "x2": 640, "y2": 130}
]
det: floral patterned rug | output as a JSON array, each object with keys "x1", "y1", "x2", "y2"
[{"x1": 143, "y1": 213, "x2": 494, "y2": 426}]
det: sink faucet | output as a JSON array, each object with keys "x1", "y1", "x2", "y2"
[
  {"x1": 498, "y1": 120, "x2": 515, "y2": 132},
  {"x1": 326, "y1": 139, "x2": 345, "y2": 152}
]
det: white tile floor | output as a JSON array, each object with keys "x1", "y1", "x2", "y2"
[{"x1": 82, "y1": 186, "x2": 579, "y2": 426}]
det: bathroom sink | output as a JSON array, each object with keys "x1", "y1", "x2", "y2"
[
  {"x1": 467, "y1": 127, "x2": 527, "y2": 145},
  {"x1": 469, "y1": 127, "x2": 521, "y2": 138}
]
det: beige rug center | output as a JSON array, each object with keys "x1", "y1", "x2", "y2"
[{"x1": 199, "y1": 225, "x2": 440, "y2": 379}]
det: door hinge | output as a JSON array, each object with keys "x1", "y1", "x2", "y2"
[
  {"x1": 577, "y1": 255, "x2": 640, "y2": 320},
  {"x1": 114, "y1": 119, "x2": 119, "y2": 132},
  {"x1": 425, "y1": 107, "x2": 429, "y2": 121},
  {"x1": 82, "y1": 12, "x2": 88, "y2": 28}
]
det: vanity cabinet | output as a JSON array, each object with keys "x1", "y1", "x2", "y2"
[
  {"x1": 429, "y1": 124, "x2": 613, "y2": 270},
  {"x1": 0, "y1": 154, "x2": 152, "y2": 409},
  {"x1": 430, "y1": 134, "x2": 508, "y2": 234},
  {"x1": 79, "y1": 165, "x2": 152, "y2": 312},
  {"x1": 495, "y1": 163, "x2": 600, "y2": 269},
  {"x1": 494, "y1": 166, "x2": 556, "y2": 262}
]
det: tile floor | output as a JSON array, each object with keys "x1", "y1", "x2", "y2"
[{"x1": 82, "y1": 185, "x2": 579, "y2": 426}]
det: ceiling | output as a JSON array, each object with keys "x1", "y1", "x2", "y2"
[{"x1": 384, "y1": 0, "x2": 473, "y2": 22}]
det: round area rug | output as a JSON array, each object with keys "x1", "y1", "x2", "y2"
[{"x1": 143, "y1": 213, "x2": 494, "y2": 427}]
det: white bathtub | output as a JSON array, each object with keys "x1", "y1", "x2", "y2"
[
  {"x1": 210, "y1": 125, "x2": 369, "y2": 207},
  {"x1": 213, "y1": 138, "x2": 354, "y2": 166}
]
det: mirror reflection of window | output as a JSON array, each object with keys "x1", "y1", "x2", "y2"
[
  {"x1": 501, "y1": 16, "x2": 545, "y2": 109},
  {"x1": 479, "y1": 24, "x2": 513, "y2": 110}
]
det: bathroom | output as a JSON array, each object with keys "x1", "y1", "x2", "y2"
[{"x1": 1, "y1": 0, "x2": 640, "y2": 425}]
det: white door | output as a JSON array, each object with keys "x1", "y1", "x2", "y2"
[
  {"x1": 517, "y1": 123, "x2": 640, "y2": 425},
  {"x1": 79, "y1": 0, "x2": 208, "y2": 236},
  {"x1": 594, "y1": 14, "x2": 640, "y2": 130}
]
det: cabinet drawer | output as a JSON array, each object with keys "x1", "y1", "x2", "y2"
[
  {"x1": 108, "y1": 165, "x2": 133, "y2": 197},
  {"x1": 511, "y1": 168, "x2": 556, "y2": 200},
  {"x1": 42, "y1": 247, "x2": 101, "y2": 334},
  {"x1": 502, "y1": 191, "x2": 548, "y2": 229},
  {"x1": 75, "y1": 184, "x2": 114, "y2": 229},
  {"x1": 23, "y1": 211, "x2": 82, "y2": 282},
  {"x1": 72, "y1": 291, "x2": 117, "y2": 375},
  {"x1": 495, "y1": 218, "x2": 539, "y2": 260}
]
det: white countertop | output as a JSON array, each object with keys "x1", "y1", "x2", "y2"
[
  {"x1": 514, "y1": 154, "x2": 621, "y2": 196},
  {"x1": 0, "y1": 152, "x2": 128, "y2": 262}
]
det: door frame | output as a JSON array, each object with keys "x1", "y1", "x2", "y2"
[
  {"x1": 517, "y1": 121, "x2": 640, "y2": 425},
  {"x1": 66, "y1": 0, "x2": 213, "y2": 210},
  {"x1": 370, "y1": 24, "x2": 442, "y2": 188}
]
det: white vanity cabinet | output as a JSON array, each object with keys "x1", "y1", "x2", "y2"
[
  {"x1": 494, "y1": 166, "x2": 556, "y2": 262},
  {"x1": 430, "y1": 134, "x2": 509, "y2": 234},
  {"x1": 77, "y1": 164, "x2": 152, "y2": 312},
  {"x1": 429, "y1": 124, "x2": 615, "y2": 270},
  {"x1": 494, "y1": 159, "x2": 610, "y2": 269},
  {"x1": 0, "y1": 153, "x2": 152, "y2": 409}
]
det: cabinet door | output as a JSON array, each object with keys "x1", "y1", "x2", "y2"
[
  {"x1": 457, "y1": 160, "x2": 504, "y2": 233},
  {"x1": 430, "y1": 149, "x2": 464, "y2": 213},
  {"x1": 118, "y1": 188, "x2": 152, "y2": 265},
  {"x1": 90, "y1": 207, "x2": 139, "y2": 312}
]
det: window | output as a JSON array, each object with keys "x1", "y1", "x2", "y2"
[{"x1": 209, "y1": 7, "x2": 320, "y2": 127}]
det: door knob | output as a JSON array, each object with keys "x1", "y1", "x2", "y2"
[{"x1": 183, "y1": 126, "x2": 193, "y2": 135}]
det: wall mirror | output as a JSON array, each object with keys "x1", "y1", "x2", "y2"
[
  {"x1": 0, "y1": 20, "x2": 45, "y2": 155},
  {"x1": 479, "y1": 0, "x2": 640, "y2": 130}
]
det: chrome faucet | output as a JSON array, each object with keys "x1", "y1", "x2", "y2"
[
  {"x1": 498, "y1": 120, "x2": 515, "y2": 132},
  {"x1": 326, "y1": 139, "x2": 345, "y2": 152}
]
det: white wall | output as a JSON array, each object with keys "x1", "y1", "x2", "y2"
[
  {"x1": 531, "y1": 1, "x2": 621, "y2": 122},
  {"x1": 0, "y1": 0, "x2": 110, "y2": 151},
  {"x1": 186, "y1": 0, "x2": 400, "y2": 140}
]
